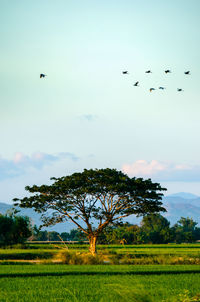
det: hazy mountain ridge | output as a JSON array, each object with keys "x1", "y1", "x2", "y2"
[
  {"x1": 166, "y1": 192, "x2": 199, "y2": 199},
  {"x1": 161, "y1": 193, "x2": 200, "y2": 226},
  {"x1": 0, "y1": 192, "x2": 200, "y2": 231}
]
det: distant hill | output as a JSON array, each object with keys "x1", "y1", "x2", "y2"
[
  {"x1": 167, "y1": 192, "x2": 199, "y2": 199},
  {"x1": 162, "y1": 194, "x2": 200, "y2": 226},
  {"x1": 1, "y1": 192, "x2": 200, "y2": 231}
]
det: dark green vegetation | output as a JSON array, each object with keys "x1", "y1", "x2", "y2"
[
  {"x1": 0, "y1": 213, "x2": 31, "y2": 246},
  {"x1": 0, "y1": 265, "x2": 200, "y2": 301},
  {"x1": 14, "y1": 168, "x2": 166, "y2": 254}
]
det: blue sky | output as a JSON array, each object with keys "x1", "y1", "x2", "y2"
[{"x1": 1, "y1": 0, "x2": 200, "y2": 203}]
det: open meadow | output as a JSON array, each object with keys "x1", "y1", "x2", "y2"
[{"x1": 1, "y1": 244, "x2": 200, "y2": 301}]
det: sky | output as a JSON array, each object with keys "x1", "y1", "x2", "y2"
[{"x1": 1, "y1": 0, "x2": 200, "y2": 203}]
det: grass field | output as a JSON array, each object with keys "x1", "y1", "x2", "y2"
[
  {"x1": 1, "y1": 264, "x2": 200, "y2": 301},
  {"x1": 1, "y1": 244, "x2": 200, "y2": 301}
]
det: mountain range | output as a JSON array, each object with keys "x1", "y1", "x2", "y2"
[{"x1": 0, "y1": 192, "x2": 200, "y2": 232}]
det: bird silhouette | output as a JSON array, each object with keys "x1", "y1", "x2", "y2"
[
  {"x1": 134, "y1": 81, "x2": 139, "y2": 86},
  {"x1": 184, "y1": 71, "x2": 190, "y2": 75},
  {"x1": 122, "y1": 71, "x2": 128, "y2": 74},
  {"x1": 159, "y1": 87, "x2": 165, "y2": 90},
  {"x1": 150, "y1": 88, "x2": 155, "y2": 92},
  {"x1": 40, "y1": 74, "x2": 47, "y2": 78},
  {"x1": 165, "y1": 70, "x2": 171, "y2": 73},
  {"x1": 145, "y1": 70, "x2": 152, "y2": 73},
  {"x1": 177, "y1": 88, "x2": 183, "y2": 92}
]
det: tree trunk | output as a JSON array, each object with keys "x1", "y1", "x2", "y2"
[{"x1": 89, "y1": 236, "x2": 97, "y2": 255}]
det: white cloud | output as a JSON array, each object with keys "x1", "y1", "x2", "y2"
[
  {"x1": 122, "y1": 160, "x2": 167, "y2": 176},
  {"x1": 122, "y1": 160, "x2": 200, "y2": 182}
]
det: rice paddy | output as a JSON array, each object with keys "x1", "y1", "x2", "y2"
[{"x1": 1, "y1": 244, "x2": 200, "y2": 301}]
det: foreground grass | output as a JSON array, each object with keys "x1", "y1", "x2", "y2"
[{"x1": 0, "y1": 265, "x2": 200, "y2": 301}]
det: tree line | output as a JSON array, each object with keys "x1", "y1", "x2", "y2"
[
  {"x1": 32, "y1": 214, "x2": 200, "y2": 244},
  {"x1": 1, "y1": 212, "x2": 199, "y2": 246}
]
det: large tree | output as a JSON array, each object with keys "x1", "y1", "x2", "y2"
[{"x1": 14, "y1": 168, "x2": 166, "y2": 254}]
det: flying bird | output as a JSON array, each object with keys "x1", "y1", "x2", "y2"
[
  {"x1": 149, "y1": 88, "x2": 155, "y2": 92},
  {"x1": 184, "y1": 71, "x2": 190, "y2": 75},
  {"x1": 122, "y1": 71, "x2": 128, "y2": 74},
  {"x1": 145, "y1": 70, "x2": 152, "y2": 73},
  {"x1": 177, "y1": 88, "x2": 183, "y2": 92},
  {"x1": 165, "y1": 70, "x2": 171, "y2": 74},
  {"x1": 159, "y1": 87, "x2": 165, "y2": 90},
  {"x1": 134, "y1": 81, "x2": 139, "y2": 86},
  {"x1": 40, "y1": 74, "x2": 47, "y2": 78}
]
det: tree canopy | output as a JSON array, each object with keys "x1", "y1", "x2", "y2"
[{"x1": 14, "y1": 168, "x2": 167, "y2": 254}]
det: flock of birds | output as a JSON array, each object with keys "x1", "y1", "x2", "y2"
[
  {"x1": 122, "y1": 69, "x2": 191, "y2": 92},
  {"x1": 40, "y1": 70, "x2": 191, "y2": 92}
]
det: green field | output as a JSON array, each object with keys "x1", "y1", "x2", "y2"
[
  {"x1": 1, "y1": 244, "x2": 200, "y2": 301},
  {"x1": 1, "y1": 265, "x2": 200, "y2": 301}
]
